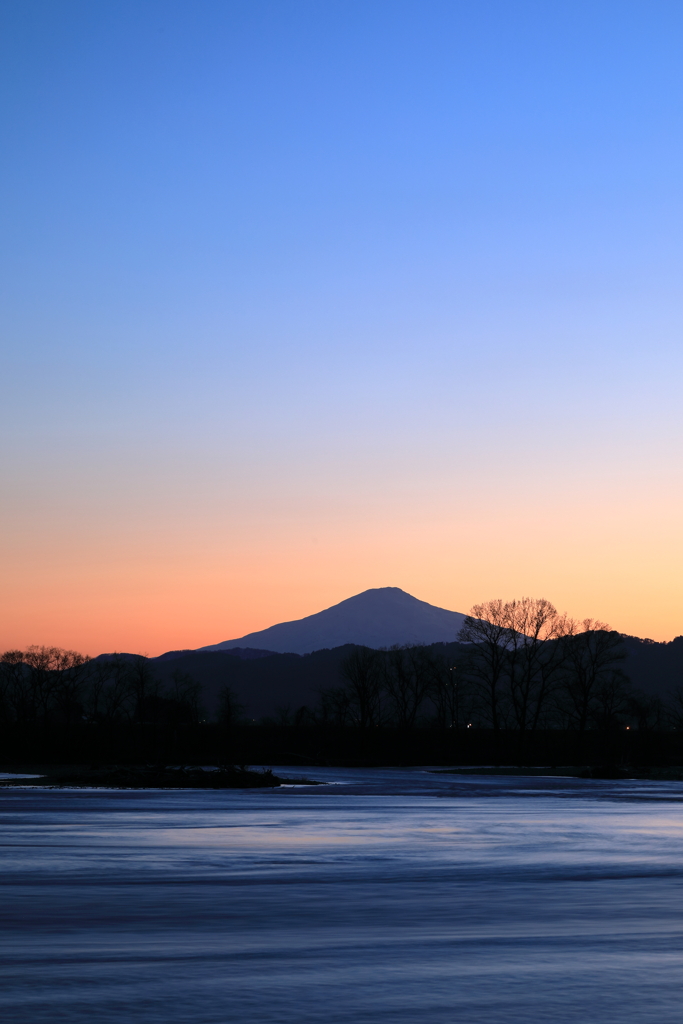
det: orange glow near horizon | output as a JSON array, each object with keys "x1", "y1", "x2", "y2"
[{"x1": 2, "y1": 475, "x2": 681, "y2": 655}]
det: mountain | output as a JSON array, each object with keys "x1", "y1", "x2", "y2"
[{"x1": 197, "y1": 587, "x2": 467, "y2": 655}]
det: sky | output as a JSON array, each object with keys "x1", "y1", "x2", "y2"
[{"x1": 2, "y1": 0, "x2": 683, "y2": 654}]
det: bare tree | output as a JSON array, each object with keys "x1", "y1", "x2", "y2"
[
  {"x1": 218, "y1": 683, "x2": 246, "y2": 729},
  {"x1": 458, "y1": 601, "x2": 512, "y2": 733},
  {"x1": 625, "y1": 688, "x2": 664, "y2": 732},
  {"x1": 169, "y1": 669, "x2": 202, "y2": 725},
  {"x1": 28, "y1": 647, "x2": 62, "y2": 721},
  {"x1": 505, "y1": 598, "x2": 570, "y2": 736},
  {"x1": 126, "y1": 655, "x2": 159, "y2": 724},
  {"x1": 85, "y1": 656, "x2": 136, "y2": 724},
  {"x1": 340, "y1": 647, "x2": 383, "y2": 728},
  {"x1": 556, "y1": 620, "x2": 627, "y2": 732},
  {"x1": 666, "y1": 686, "x2": 683, "y2": 731},
  {"x1": 383, "y1": 645, "x2": 432, "y2": 729},
  {"x1": 317, "y1": 686, "x2": 353, "y2": 727},
  {"x1": 1, "y1": 647, "x2": 90, "y2": 725},
  {"x1": 0, "y1": 651, "x2": 25, "y2": 724},
  {"x1": 429, "y1": 657, "x2": 466, "y2": 731},
  {"x1": 50, "y1": 649, "x2": 92, "y2": 725}
]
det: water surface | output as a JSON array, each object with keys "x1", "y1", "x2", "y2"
[{"x1": 2, "y1": 767, "x2": 683, "y2": 1023}]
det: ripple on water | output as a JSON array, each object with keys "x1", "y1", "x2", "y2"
[{"x1": 1, "y1": 768, "x2": 683, "y2": 1024}]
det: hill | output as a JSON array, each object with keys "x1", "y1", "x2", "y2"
[
  {"x1": 94, "y1": 634, "x2": 683, "y2": 723},
  {"x1": 150, "y1": 644, "x2": 373, "y2": 720}
]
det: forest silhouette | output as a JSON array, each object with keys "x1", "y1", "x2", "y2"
[{"x1": 2, "y1": 598, "x2": 683, "y2": 769}]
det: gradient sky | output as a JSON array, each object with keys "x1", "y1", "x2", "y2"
[{"x1": 2, "y1": 0, "x2": 683, "y2": 654}]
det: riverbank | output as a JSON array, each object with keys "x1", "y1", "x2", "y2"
[
  {"x1": 0, "y1": 764, "x2": 321, "y2": 788},
  {"x1": 432, "y1": 765, "x2": 683, "y2": 780}
]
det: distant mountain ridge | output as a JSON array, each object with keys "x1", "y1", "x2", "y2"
[
  {"x1": 94, "y1": 647, "x2": 280, "y2": 664},
  {"x1": 197, "y1": 587, "x2": 468, "y2": 655},
  {"x1": 154, "y1": 647, "x2": 277, "y2": 662}
]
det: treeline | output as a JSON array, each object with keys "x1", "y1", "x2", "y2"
[
  {"x1": 0, "y1": 646, "x2": 213, "y2": 763},
  {"x1": 2, "y1": 596, "x2": 683, "y2": 765},
  {"x1": 0, "y1": 647, "x2": 203, "y2": 729},
  {"x1": 314, "y1": 599, "x2": 677, "y2": 735}
]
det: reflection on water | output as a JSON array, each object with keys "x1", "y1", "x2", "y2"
[{"x1": 2, "y1": 768, "x2": 683, "y2": 1023}]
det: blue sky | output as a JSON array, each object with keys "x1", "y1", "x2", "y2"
[{"x1": 2, "y1": 1, "x2": 683, "y2": 651}]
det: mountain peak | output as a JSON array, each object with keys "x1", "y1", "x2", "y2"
[{"x1": 197, "y1": 588, "x2": 466, "y2": 655}]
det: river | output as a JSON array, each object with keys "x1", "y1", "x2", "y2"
[{"x1": 2, "y1": 767, "x2": 683, "y2": 1023}]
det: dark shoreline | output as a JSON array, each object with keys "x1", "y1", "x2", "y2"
[
  {"x1": 4, "y1": 763, "x2": 683, "y2": 787},
  {"x1": 0, "y1": 764, "x2": 322, "y2": 788},
  {"x1": 433, "y1": 765, "x2": 683, "y2": 780}
]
